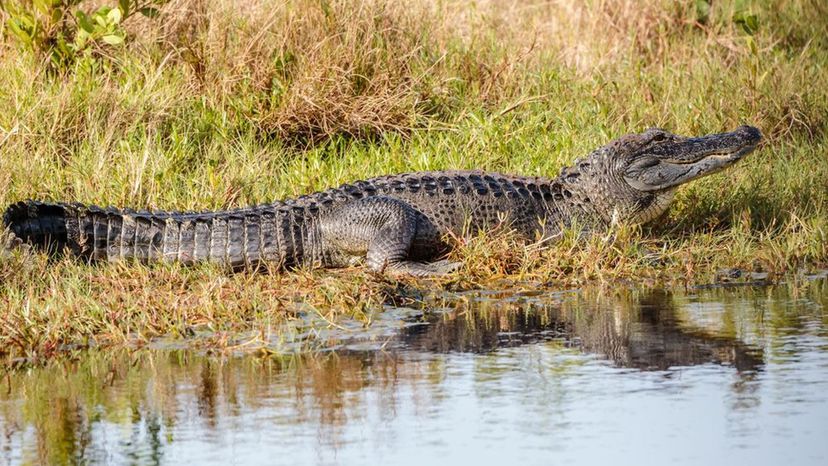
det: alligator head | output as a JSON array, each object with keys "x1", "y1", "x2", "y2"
[{"x1": 568, "y1": 125, "x2": 762, "y2": 225}]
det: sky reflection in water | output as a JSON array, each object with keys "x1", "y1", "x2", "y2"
[{"x1": 0, "y1": 280, "x2": 826, "y2": 465}]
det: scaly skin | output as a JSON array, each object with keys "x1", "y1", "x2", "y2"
[{"x1": 2, "y1": 126, "x2": 762, "y2": 276}]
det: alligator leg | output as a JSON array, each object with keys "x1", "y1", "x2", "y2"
[{"x1": 320, "y1": 196, "x2": 460, "y2": 277}]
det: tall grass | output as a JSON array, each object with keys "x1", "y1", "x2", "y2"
[{"x1": 0, "y1": 0, "x2": 826, "y2": 362}]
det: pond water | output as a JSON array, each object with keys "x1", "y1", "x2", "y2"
[{"x1": 1, "y1": 277, "x2": 827, "y2": 465}]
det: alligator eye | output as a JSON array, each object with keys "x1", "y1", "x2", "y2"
[{"x1": 652, "y1": 133, "x2": 667, "y2": 142}]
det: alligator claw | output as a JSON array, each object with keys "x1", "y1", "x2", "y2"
[{"x1": 387, "y1": 259, "x2": 462, "y2": 278}]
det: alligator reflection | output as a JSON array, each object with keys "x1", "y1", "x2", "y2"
[
  {"x1": 0, "y1": 287, "x2": 792, "y2": 464},
  {"x1": 404, "y1": 289, "x2": 764, "y2": 371}
]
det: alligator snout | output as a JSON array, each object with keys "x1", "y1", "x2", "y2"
[{"x1": 735, "y1": 125, "x2": 762, "y2": 145}]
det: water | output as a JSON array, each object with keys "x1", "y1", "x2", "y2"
[{"x1": 1, "y1": 279, "x2": 827, "y2": 465}]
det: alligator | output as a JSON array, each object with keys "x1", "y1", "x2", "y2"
[{"x1": 2, "y1": 125, "x2": 761, "y2": 276}]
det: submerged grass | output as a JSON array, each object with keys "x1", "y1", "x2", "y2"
[{"x1": 0, "y1": 0, "x2": 827, "y2": 363}]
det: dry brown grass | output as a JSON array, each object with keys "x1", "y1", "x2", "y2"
[
  {"x1": 133, "y1": 0, "x2": 827, "y2": 143},
  {"x1": 119, "y1": 0, "x2": 537, "y2": 143},
  {"x1": 112, "y1": 0, "x2": 721, "y2": 142}
]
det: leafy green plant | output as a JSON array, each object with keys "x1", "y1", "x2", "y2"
[
  {"x1": 732, "y1": 0, "x2": 760, "y2": 35},
  {"x1": 694, "y1": 0, "x2": 711, "y2": 24},
  {"x1": 2, "y1": 0, "x2": 168, "y2": 70}
]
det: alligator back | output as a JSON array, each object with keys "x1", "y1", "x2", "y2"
[{"x1": 295, "y1": 170, "x2": 568, "y2": 238}]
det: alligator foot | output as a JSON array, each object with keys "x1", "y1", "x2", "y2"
[{"x1": 384, "y1": 259, "x2": 462, "y2": 278}]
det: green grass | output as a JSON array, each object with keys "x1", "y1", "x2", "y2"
[{"x1": 0, "y1": 0, "x2": 827, "y2": 363}]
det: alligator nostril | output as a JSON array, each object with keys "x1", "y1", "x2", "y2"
[{"x1": 738, "y1": 125, "x2": 762, "y2": 142}]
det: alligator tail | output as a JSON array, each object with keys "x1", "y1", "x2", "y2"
[
  {"x1": 2, "y1": 200, "x2": 304, "y2": 268},
  {"x1": 3, "y1": 201, "x2": 74, "y2": 254}
]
